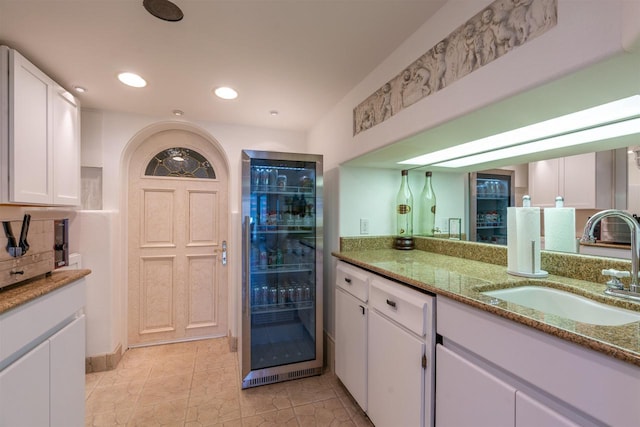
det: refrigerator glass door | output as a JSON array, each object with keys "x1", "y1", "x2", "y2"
[
  {"x1": 241, "y1": 150, "x2": 323, "y2": 388},
  {"x1": 471, "y1": 171, "x2": 513, "y2": 245}
]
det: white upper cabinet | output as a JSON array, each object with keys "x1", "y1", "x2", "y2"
[
  {"x1": 52, "y1": 84, "x2": 80, "y2": 205},
  {"x1": 0, "y1": 46, "x2": 80, "y2": 206},
  {"x1": 529, "y1": 152, "x2": 615, "y2": 209}
]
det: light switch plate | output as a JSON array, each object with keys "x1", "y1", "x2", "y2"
[{"x1": 360, "y1": 218, "x2": 370, "y2": 235}]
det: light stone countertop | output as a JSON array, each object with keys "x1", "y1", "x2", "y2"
[
  {"x1": 0, "y1": 269, "x2": 91, "y2": 315},
  {"x1": 333, "y1": 247, "x2": 640, "y2": 367}
]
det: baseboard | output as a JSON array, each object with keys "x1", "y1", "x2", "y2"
[{"x1": 85, "y1": 343, "x2": 123, "y2": 373}]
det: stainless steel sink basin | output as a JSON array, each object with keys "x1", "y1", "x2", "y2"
[{"x1": 482, "y1": 286, "x2": 640, "y2": 326}]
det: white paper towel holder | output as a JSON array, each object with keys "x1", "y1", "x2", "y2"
[
  {"x1": 507, "y1": 269, "x2": 549, "y2": 278},
  {"x1": 507, "y1": 240, "x2": 548, "y2": 278}
]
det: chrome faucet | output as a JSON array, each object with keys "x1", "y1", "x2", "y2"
[{"x1": 581, "y1": 209, "x2": 640, "y2": 301}]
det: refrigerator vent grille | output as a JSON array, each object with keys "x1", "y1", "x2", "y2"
[
  {"x1": 243, "y1": 367, "x2": 322, "y2": 388},
  {"x1": 287, "y1": 367, "x2": 321, "y2": 380},
  {"x1": 247, "y1": 374, "x2": 280, "y2": 387}
]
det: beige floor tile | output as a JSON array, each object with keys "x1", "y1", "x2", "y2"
[
  {"x1": 149, "y1": 352, "x2": 196, "y2": 378},
  {"x1": 186, "y1": 393, "x2": 242, "y2": 425},
  {"x1": 86, "y1": 338, "x2": 352, "y2": 427},
  {"x1": 127, "y1": 398, "x2": 189, "y2": 426},
  {"x1": 242, "y1": 408, "x2": 300, "y2": 427},
  {"x1": 138, "y1": 373, "x2": 193, "y2": 406},
  {"x1": 85, "y1": 408, "x2": 133, "y2": 426},
  {"x1": 285, "y1": 375, "x2": 337, "y2": 406},
  {"x1": 239, "y1": 382, "x2": 293, "y2": 417},
  {"x1": 194, "y1": 351, "x2": 237, "y2": 372},
  {"x1": 97, "y1": 365, "x2": 152, "y2": 387},
  {"x1": 294, "y1": 398, "x2": 354, "y2": 427},
  {"x1": 85, "y1": 381, "x2": 144, "y2": 415},
  {"x1": 85, "y1": 372, "x2": 105, "y2": 400}
]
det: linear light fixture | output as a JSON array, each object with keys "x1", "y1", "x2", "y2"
[
  {"x1": 398, "y1": 95, "x2": 640, "y2": 167},
  {"x1": 434, "y1": 117, "x2": 640, "y2": 168}
]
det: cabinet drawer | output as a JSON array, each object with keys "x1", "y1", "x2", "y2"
[
  {"x1": 370, "y1": 276, "x2": 430, "y2": 336},
  {"x1": 336, "y1": 261, "x2": 369, "y2": 302},
  {"x1": 0, "y1": 278, "x2": 85, "y2": 364}
]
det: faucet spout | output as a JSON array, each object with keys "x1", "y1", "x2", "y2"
[{"x1": 581, "y1": 210, "x2": 640, "y2": 292}]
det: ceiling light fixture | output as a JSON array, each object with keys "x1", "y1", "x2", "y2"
[
  {"x1": 214, "y1": 86, "x2": 238, "y2": 100},
  {"x1": 118, "y1": 72, "x2": 147, "y2": 88},
  {"x1": 73, "y1": 86, "x2": 87, "y2": 93},
  {"x1": 399, "y1": 95, "x2": 640, "y2": 167},
  {"x1": 172, "y1": 109, "x2": 184, "y2": 116},
  {"x1": 270, "y1": 110, "x2": 279, "y2": 116},
  {"x1": 434, "y1": 117, "x2": 640, "y2": 168}
]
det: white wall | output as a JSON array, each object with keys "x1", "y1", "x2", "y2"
[
  {"x1": 339, "y1": 167, "x2": 465, "y2": 236},
  {"x1": 79, "y1": 109, "x2": 307, "y2": 356},
  {"x1": 310, "y1": 0, "x2": 632, "y2": 340}
]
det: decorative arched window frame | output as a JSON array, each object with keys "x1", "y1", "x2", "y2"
[{"x1": 144, "y1": 147, "x2": 216, "y2": 179}]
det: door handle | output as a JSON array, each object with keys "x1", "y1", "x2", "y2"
[{"x1": 222, "y1": 240, "x2": 227, "y2": 265}]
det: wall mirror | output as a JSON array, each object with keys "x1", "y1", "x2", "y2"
[{"x1": 342, "y1": 50, "x2": 640, "y2": 260}]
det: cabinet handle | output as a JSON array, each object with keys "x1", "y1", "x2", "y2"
[
  {"x1": 386, "y1": 299, "x2": 396, "y2": 308},
  {"x1": 344, "y1": 277, "x2": 352, "y2": 284},
  {"x1": 359, "y1": 305, "x2": 365, "y2": 315}
]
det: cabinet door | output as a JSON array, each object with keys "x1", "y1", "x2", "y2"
[
  {"x1": 516, "y1": 392, "x2": 581, "y2": 427},
  {"x1": 562, "y1": 153, "x2": 596, "y2": 209},
  {"x1": 52, "y1": 85, "x2": 80, "y2": 205},
  {"x1": 368, "y1": 310, "x2": 425, "y2": 427},
  {"x1": 9, "y1": 49, "x2": 53, "y2": 204},
  {"x1": 528, "y1": 159, "x2": 559, "y2": 207},
  {"x1": 436, "y1": 344, "x2": 516, "y2": 427},
  {"x1": 335, "y1": 288, "x2": 367, "y2": 411},
  {"x1": 50, "y1": 315, "x2": 86, "y2": 427},
  {"x1": 0, "y1": 341, "x2": 50, "y2": 427}
]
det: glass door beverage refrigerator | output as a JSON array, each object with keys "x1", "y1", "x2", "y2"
[
  {"x1": 240, "y1": 150, "x2": 323, "y2": 389},
  {"x1": 469, "y1": 169, "x2": 515, "y2": 245}
]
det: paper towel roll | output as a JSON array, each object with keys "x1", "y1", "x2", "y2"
[
  {"x1": 544, "y1": 207, "x2": 576, "y2": 253},
  {"x1": 507, "y1": 207, "x2": 548, "y2": 277}
]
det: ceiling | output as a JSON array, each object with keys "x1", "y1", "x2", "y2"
[{"x1": 0, "y1": 0, "x2": 446, "y2": 132}]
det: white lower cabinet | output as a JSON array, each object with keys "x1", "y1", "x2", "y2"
[
  {"x1": 368, "y1": 310, "x2": 426, "y2": 427},
  {"x1": 436, "y1": 344, "x2": 515, "y2": 427},
  {"x1": 436, "y1": 344, "x2": 580, "y2": 427},
  {"x1": 0, "y1": 340, "x2": 50, "y2": 427},
  {"x1": 334, "y1": 261, "x2": 436, "y2": 427},
  {"x1": 335, "y1": 287, "x2": 368, "y2": 410},
  {"x1": 515, "y1": 391, "x2": 580, "y2": 427},
  {"x1": 335, "y1": 261, "x2": 370, "y2": 411},
  {"x1": 368, "y1": 275, "x2": 435, "y2": 427},
  {"x1": 50, "y1": 315, "x2": 86, "y2": 427},
  {"x1": 437, "y1": 296, "x2": 639, "y2": 427},
  {"x1": 0, "y1": 279, "x2": 86, "y2": 427}
]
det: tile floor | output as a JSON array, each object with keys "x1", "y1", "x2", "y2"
[{"x1": 85, "y1": 337, "x2": 373, "y2": 426}]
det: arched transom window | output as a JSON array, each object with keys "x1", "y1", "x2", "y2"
[{"x1": 145, "y1": 147, "x2": 216, "y2": 179}]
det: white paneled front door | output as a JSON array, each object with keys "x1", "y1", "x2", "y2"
[{"x1": 127, "y1": 129, "x2": 228, "y2": 347}]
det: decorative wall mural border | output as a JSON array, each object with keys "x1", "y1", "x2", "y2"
[{"x1": 353, "y1": 0, "x2": 557, "y2": 135}]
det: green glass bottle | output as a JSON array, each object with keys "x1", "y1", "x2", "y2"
[
  {"x1": 419, "y1": 171, "x2": 436, "y2": 236},
  {"x1": 394, "y1": 170, "x2": 414, "y2": 249}
]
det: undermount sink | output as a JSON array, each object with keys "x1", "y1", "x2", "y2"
[{"x1": 482, "y1": 285, "x2": 640, "y2": 326}]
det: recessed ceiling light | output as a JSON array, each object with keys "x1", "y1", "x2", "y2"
[
  {"x1": 270, "y1": 110, "x2": 279, "y2": 116},
  {"x1": 172, "y1": 109, "x2": 184, "y2": 116},
  {"x1": 118, "y1": 72, "x2": 147, "y2": 88},
  {"x1": 214, "y1": 86, "x2": 238, "y2": 100},
  {"x1": 73, "y1": 86, "x2": 87, "y2": 93}
]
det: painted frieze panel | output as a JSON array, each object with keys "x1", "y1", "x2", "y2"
[{"x1": 353, "y1": 0, "x2": 557, "y2": 135}]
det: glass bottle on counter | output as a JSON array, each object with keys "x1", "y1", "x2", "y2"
[
  {"x1": 418, "y1": 171, "x2": 436, "y2": 236},
  {"x1": 394, "y1": 169, "x2": 414, "y2": 249}
]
